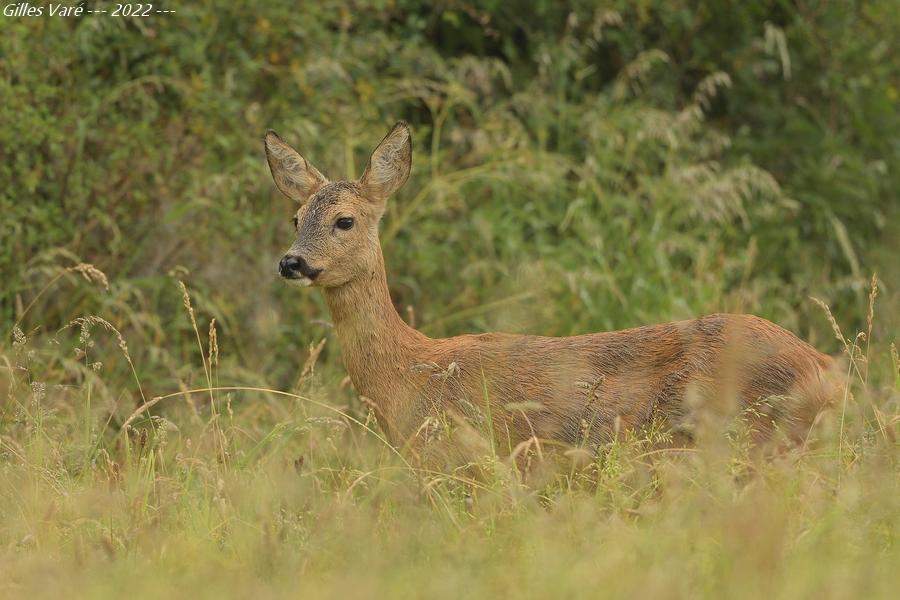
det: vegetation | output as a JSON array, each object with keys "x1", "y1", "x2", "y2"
[{"x1": 1, "y1": 1, "x2": 898, "y2": 597}]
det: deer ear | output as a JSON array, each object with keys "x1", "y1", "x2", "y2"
[
  {"x1": 359, "y1": 121, "x2": 412, "y2": 205},
  {"x1": 264, "y1": 130, "x2": 327, "y2": 204}
]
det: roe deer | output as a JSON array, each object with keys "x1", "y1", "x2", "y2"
[{"x1": 265, "y1": 122, "x2": 840, "y2": 461}]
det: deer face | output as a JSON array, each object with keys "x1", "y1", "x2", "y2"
[{"x1": 265, "y1": 122, "x2": 411, "y2": 288}]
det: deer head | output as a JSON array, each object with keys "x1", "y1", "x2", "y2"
[{"x1": 265, "y1": 122, "x2": 412, "y2": 288}]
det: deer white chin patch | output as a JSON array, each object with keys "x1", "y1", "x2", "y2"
[{"x1": 284, "y1": 276, "x2": 313, "y2": 287}]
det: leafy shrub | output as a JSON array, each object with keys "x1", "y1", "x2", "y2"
[{"x1": 1, "y1": 0, "x2": 896, "y2": 386}]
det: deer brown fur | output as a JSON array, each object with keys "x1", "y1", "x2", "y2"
[{"x1": 266, "y1": 122, "x2": 840, "y2": 462}]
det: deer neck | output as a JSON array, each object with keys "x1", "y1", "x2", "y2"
[{"x1": 322, "y1": 244, "x2": 429, "y2": 406}]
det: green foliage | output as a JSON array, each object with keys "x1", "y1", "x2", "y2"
[
  {"x1": 2, "y1": 1, "x2": 897, "y2": 374},
  {"x1": 0, "y1": 2, "x2": 898, "y2": 596}
]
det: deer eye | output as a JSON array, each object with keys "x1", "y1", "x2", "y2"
[
  {"x1": 335, "y1": 217, "x2": 354, "y2": 231},
  {"x1": 291, "y1": 216, "x2": 299, "y2": 229}
]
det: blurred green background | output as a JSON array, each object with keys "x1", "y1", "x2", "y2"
[
  {"x1": 2, "y1": 0, "x2": 898, "y2": 392},
  {"x1": 1, "y1": 4, "x2": 899, "y2": 597}
]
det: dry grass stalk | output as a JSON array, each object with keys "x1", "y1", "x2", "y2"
[
  {"x1": 12, "y1": 261, "x2": 109, "y2": 331},
  {"x1": 178, "y1": 280, "x2": 225, "y2": 464},
  {"x1": 70, "y1": 263, "x2": 109, "y2": 291},
  {"x1": 300, "y1": 338, "x2": 327, "y2": 379},
  {"x1": 64, "y1": 315, "x2": 146, "y2": 404},
  {"x1": 208, "y1": 318, "x2": 219, "y2": 369},
  {"x1": 810, "y1": 296, "x2": 848, "y2": 354},
  {"x1": 865, "y1": 273, "x2": 878, "y2": 382}
]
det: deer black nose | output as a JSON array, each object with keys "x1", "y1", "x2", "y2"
[{"x1": 279, "y1": 255, "x2": 321, "y2": 280}]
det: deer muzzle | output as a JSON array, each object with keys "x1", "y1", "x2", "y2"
[{"x1": 279, "y1": 255, "x2": 322, "y2": 281}]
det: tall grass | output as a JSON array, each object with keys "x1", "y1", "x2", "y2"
[{"x1": 0, "y1": 263, "x2": 897, "y2": 599}]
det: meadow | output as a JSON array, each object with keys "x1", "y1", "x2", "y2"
[{"x1": 1, "y1": 2, "x2": 898, "y2": 598}]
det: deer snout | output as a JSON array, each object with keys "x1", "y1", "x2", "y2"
[{"x1": 279, "y1": 255, "x2": 322, "y2": 280}]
